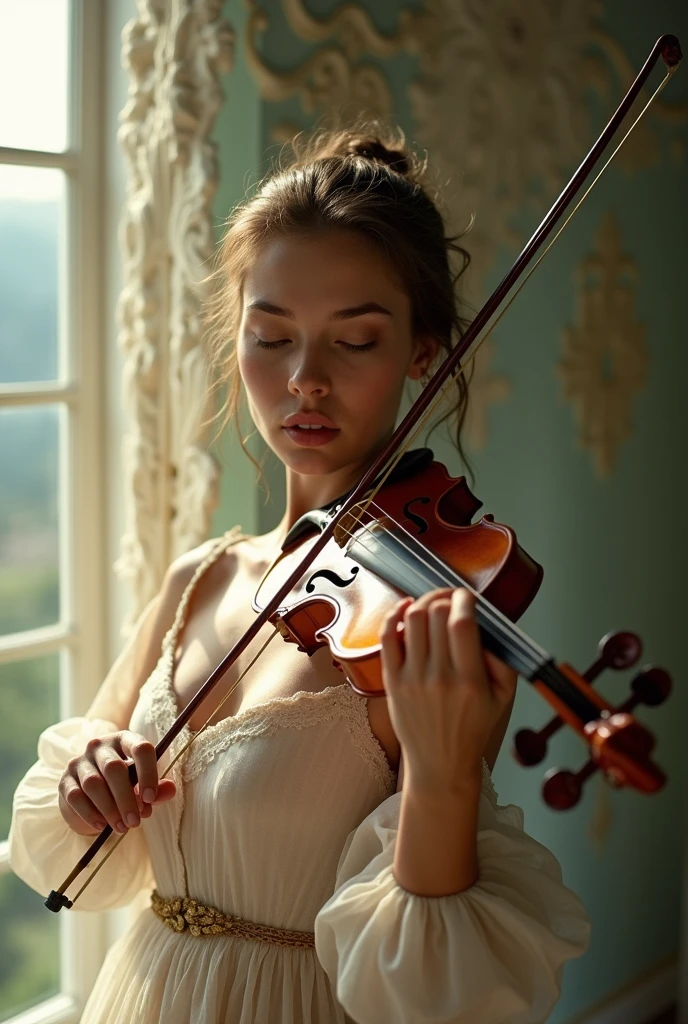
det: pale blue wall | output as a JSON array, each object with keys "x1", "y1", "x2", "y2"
[
  {"x1": 210, "y1": 0, "x2": 263, "y2": 537},
  {"x1": 210, "y1": 2, "x2": 688, "y2": 1019}
]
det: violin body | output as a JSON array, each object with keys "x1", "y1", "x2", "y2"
[{"x1": 252, "y1": 460, "x2": 544, "y2": 698}]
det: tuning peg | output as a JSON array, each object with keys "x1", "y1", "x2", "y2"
[
  {"x1": 540, "y1": 689, "x2": 670, "y2": 809},
  {"x1": 540, "y1": 755, "x2": 628, "y2": 810},
  {"x1": 584, "y1": 631, "x2": 643, "y2": 678},
  {"x1": 625, "y1": 666, "x2": 672, "y2": 709},
  {"x1": 513, "y1": 631, "x2": 644, "y2": 768}
]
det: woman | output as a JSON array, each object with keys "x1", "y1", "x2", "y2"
[{"x1": 9, "y1": 127, "x2": 590, "y2": 1023}]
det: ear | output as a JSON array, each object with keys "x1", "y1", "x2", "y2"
[{"x1": 407, "y1": 333, "x2": 441, "y2": 382}]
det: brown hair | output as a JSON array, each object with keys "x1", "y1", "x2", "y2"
[{"x1": 205, "y1": 122, "x2": 474, "y2": 492}]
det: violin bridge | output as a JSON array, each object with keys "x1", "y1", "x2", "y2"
[
  {"x1": 333, "y1": 498, "x2": 392, "y2": 549},
  {"x1": 274, "y1": 615, "x2": 294, "y2": 641}
]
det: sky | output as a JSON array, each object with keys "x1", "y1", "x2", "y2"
[{"x1": 0, "y1": 0, "x2": 69, "y2": 201}]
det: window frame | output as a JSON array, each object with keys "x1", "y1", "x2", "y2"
[{"x1": 0, "y1": 2, "x2": 107, "y2": 1021}]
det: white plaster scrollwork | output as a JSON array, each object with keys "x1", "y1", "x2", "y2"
[
  {"x1": 408, "y1": 1, "x2": 688, "y2": 292},
  {"x1": 559, "y1": 213, "x2": 647, "y2": 478},
  {"x1": 244, "y1": 0, "x2": 409, "y2": 129},
  {"x1": 115, "y1": 0, "x2": 233, "y2": 633},
  {"x1": 408, "y1": 0, "x2": 597, "y2": 291}
]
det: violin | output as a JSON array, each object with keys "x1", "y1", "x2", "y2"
[
  {"x1": 45, "y1": 33, "x2": 680, "y2": 912},
  {"x1": 252, "y1": 447, "x2": 669, "y2": 811}
]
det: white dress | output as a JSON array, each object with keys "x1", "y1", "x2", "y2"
[{"x1": 9, "y1": 529, "x2": 591, "y2": 1023}]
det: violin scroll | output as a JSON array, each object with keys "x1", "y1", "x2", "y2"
[{"x1": 514, "y1": 631, "x2": 671, "y2": 809}]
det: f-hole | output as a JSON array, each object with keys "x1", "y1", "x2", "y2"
[
  {"x1": 306, "y1": 566, "x2": 359, "y2": 593},
  {"x1": 403, "y1": 496, "x2": 431, "y2": 535}
]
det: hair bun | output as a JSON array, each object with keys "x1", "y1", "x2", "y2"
[
  {"x1": 285, "y1": 123, "x2": 429, "y2": 188},
  {"x1": 345, "y1": 136, "x2": 410, "y2": 177}
]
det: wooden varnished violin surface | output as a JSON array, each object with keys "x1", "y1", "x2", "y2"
[{"x1": 253, "y1": 452, "x2": 670, "y2": 811}]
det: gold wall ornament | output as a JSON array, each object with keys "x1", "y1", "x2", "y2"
[
  {"x1": 559, "y1": 213, "x2": 648, "y2": 479},
  {"x1": 462, "y1": 340, "x2": 511, "y2": 453},
  {"x1": 244, "y1": 0, "x2": 409, "y2": 128},
  {"x1": 115, "y1": 0, "x2": 234, "y2": 634}
]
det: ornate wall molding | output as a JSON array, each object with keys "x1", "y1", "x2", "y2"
[
  {"x1": 244, "y1": 0, "x2": 408, "y2": 130},
  {"x1": 408, "y1": 0, "x2": 596, "y2": 291},
  {"x1": 408, "y1": 1, "x2": 688, "y2": 293},
  {"x1": 559, "y1": 212, "x2": 647, "y2": 478},
  {"x1": 115, "y1": 0, "x2": 233, "y2": 634},
  {"x1": 244, "y1": 1, "x2": 687, "y2": 284}
]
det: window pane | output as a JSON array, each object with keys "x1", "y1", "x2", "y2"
[
  {"x1": 0, "y1": 406, "x2": 60, "y2": 634},
  {"x1": 0, "y1": 870, "x2": 60, "y2": 1021},
  {"x1": 0, "y1": 0, "x2": 69, "y2": 152},
  {"x1": 0, "y1": 166, "x2": 63, "y2": 385},
  {"x1": 0, "y1": 652, "x2": 60, "y2": 840}
]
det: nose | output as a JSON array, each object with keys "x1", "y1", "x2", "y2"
[{"x1": 287, "y1": 350, "x2": 331, "y2": 398}]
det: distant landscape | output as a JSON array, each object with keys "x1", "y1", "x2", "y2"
[{"x1": 0, "y1": 197, "x2": 62, "y2": 1019}]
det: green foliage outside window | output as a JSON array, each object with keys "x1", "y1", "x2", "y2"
[{"x1": 0, "y1": 642, "x2": 61, "y2": 1020}]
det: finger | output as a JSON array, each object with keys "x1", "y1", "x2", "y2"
[
  {"x1": 484, "y1": 651, "x2": 519, "y2": 702},
  {"x1": 152, "y1": 778, "x2": 177, "y2": 803},
  {"x1": 60, "y1": 774, "x2": 108, "y2": 832},
  {"x1": 427, "y1": 597, "x2": 452, "y2": 676},
  {"x1": 119, "y1": 732, "x2": 159, "y2": 805},
  {"x1": 405, "y1": 587, "x2": 454, "y2": 612},
  {"x1": 380, "y1": 598, "x2": 411, "y2": 683},
  {"x1": 133, "y1": 777, "x2": 177, "y2": 820},
  {"x1": 447, "y1": 589, "x2": 487, "y2": 684},
  {"x1": 76, "y1": 759, "x2": 126, "y2": 833},
  {"x1": 91, "y1": 744, "x2": 141, "y2": 830},
  {"x1": 404, "y1": 599, "x2": 430, "y2": 678}
]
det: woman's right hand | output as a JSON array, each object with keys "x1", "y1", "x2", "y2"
[{"x1": 58, "y1": 731, "x2": 177, "y2": 836}]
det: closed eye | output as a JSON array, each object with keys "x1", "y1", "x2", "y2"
[{"x1": 254, "y1": 339, "x2": 377, "y2": 353}]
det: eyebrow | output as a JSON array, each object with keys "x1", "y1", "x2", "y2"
[{"x1": 246, "y1": 300, "x2": 393, "y2": 321}]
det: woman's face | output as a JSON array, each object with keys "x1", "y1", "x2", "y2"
[{"x1": 237, "y1": 229, "x2": 436, "y2": 481}]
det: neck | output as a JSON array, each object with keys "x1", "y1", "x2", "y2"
[
  {"x1": 251, "y1": 442, "x2": 433, "y2": 561},
  {"x1": 273, "y1": 449, "x2": 384, "y2": 545}
]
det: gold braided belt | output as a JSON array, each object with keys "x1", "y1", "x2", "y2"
[{"x1": 150, "y1": 889, "x2": 315, "y2": 949}]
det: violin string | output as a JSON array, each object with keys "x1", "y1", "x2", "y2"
[
  {"x1": 371, "y1": 504, "x2": 548, "y2": 672},
  {"x1": 69, "y1": 626, "x2": 282, "y2": 906},
  {"x1": 345, "y1": 64, "x2": 676, "y2": 535},
  {"x1": 332, "y1": 504, "x2": 545, "y2": 677}
]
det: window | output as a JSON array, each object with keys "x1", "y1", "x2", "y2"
[{"x1": 0, "y1": 2, "x2": 105, "y2": 1021}]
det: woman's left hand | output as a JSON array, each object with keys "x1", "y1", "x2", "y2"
[{"x1": 380, "y1": 587, "x2": 518, "y2": 790}]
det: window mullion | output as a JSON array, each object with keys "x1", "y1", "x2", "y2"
[
  {"x1": 0, "y1": 384, "x2": 78, "y2": 407},
  {"x1": 0, "y1": 147, "x2": 78, "y2": 171}
]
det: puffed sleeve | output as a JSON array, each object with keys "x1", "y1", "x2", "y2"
[
  {"x1": 8, "y1": 717, "x2": 154, "y2": 911},
  {"x1": 314, "y1": 774, "x2": 591, "y2": 1024}
]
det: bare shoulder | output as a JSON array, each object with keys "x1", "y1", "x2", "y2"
[
  {"x1": 162, "y1": 535, "x2": 227, "y2": 595},
  {"x1": 164, "y1": 529, "x2": 259, "y2": 602},
  {"x1": 156, "y1": 531, "x2": 252, "y2": 641},
  {"x1": 86, "y1": 532, "x2": 246, "y2": 727}
]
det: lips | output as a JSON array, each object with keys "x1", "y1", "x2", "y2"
[
  {"x1": 282, "y1": 424, "x2": 340, "y2": 447},
  {"x1": 282, "y1": 411, "x2": 338, "y2": 429}
]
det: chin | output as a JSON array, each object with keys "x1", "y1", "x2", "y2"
[{"x1": 270, "y1": 430, "x2": 352, "y2": 475}]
